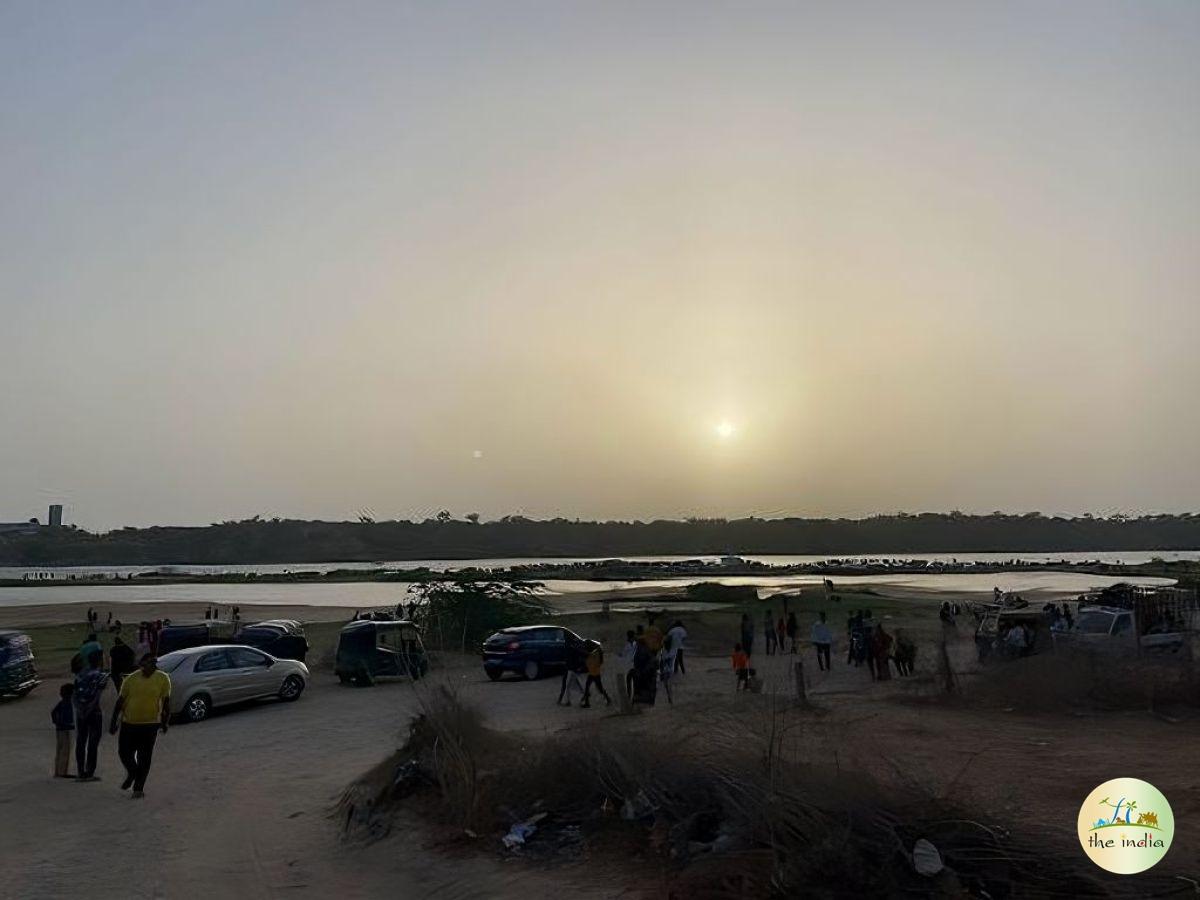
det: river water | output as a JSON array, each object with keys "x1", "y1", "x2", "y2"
[{"x1": 0, "y1": 551, "x2": 1185, "y2": 609}]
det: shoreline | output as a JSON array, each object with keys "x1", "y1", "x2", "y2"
[
  {"x1": 2, "y1": 556, "x2": 1194, "y2": 591},
  {"x1": 0, "y1": 577, "x2": 1148, "y2": 630}
]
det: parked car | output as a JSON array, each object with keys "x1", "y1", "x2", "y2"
[
  {"x1": 1056, "y1": 605, "x2": 1189, "y2": 654},
  {"x1": 156, "y1": 621, "x2": 236, "y2": 655},
  {"x1": 335, "y1": 619, "x2": 428, "y2": 686},
  {"x1": 235, "y1": 621, "x2": 309, "y2": 661},
  {"x1": 0, "y1": 630, "x2": 39, "y2": 698},
  {"x1": 157, "y1": 645, "x2": 308, "y2": 723},
  {"x1": 481, "y1": 625, "x2": 596, "y2": 681}
]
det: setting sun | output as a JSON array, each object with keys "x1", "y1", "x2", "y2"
[{"x1": 715, "y1": 420, "x2": 736, "y2": 439}]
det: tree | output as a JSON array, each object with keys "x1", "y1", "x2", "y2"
[
  {"x1": 409, "y1": 580, "x2": 548, "y2": 652},
  {"x1": 465, "y1": 512, "x2": 481, "y2": 524}
]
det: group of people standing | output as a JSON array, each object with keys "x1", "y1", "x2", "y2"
[
  {"x1": 558, "y1": 616, "x2": 688, "y2": 708},
  {"x1": 761, "y1": 610, "x2": 800, "y2": 656},
  {"x1": 82, "y1": 609, "x2": 177, "y2": 659},
  {"x1": 51, "y1": 633, "x2": 173, "y2": 798},
  {"x1": 846, "y1": 609, "x2": 916, "y2": 680}
]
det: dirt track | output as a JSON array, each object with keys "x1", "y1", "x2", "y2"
[{"x1": 0, "y1": 661, "x2": 627, "y2": 900}]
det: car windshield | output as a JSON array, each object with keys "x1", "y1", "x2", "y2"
[
  {"x1": 157, "y1": 653, "x2": 188, "y2": 673},
  {"x1": 1074, "y1": 611, "x2": 1115, "y2": 634}
]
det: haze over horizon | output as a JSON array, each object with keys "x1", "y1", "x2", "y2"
[{"x1": 3, "y1": 2, "x2": 1198, "y2": 532}]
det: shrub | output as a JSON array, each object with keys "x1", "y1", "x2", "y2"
[{"x1": 408, "y1": 580, "x2": 550, "y2": 652}]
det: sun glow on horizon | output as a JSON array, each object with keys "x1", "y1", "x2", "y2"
[{"x1": 715, "y1": 420, "x2": 736, "y2": 439}]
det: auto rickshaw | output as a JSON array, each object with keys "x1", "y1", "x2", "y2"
[
  {"x1": 335, "y1": 619, "x2": 429, "y2": 685},
  {"x1": 974, "y1": 608, "x2": 1053, "y2": 663}
]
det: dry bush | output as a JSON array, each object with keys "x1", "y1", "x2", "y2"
[
  {"x1": 961, "y1": 645, "x2": 1200, "y2": 714},
  {"x1": 337, "y1": 690, "x2": 1189, "y2": 897}
]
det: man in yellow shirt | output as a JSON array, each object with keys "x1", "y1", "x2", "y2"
[{"x1": 108, "y1": 653, "x2": 171, "y2": 799}]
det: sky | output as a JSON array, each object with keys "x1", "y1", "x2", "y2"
[{"x1": 2, "y1": 1, "x2": 1198, "y2": 530}]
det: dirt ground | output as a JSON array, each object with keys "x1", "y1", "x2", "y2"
[{"x1": 2, "y1": 596, "x2": 1197, "y2": 899}]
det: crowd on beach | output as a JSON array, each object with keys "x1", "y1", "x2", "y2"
[{"x1": 552, "y1": 597, "x2": 934, "y2": 711}]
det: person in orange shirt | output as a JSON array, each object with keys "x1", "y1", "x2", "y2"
[{"x1": 731, "y1": 643, "x2": 750, "y2": 691}]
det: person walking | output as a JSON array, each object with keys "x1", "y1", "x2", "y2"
[
  {"x1": 109, "y1": 653, "x2": 172, "y2": 798},
  {"x1": 667, "y1": 620, "x2": 688, "y2": 675},
  {"x1": 73, "y1": 651, "x2": 109, "y2": 782},
  {"x1": 618, "y1": 630, "x2": 638, "y2": 699},
  {"x1": 557, "y1": 639, "x2": 587, "y2": 707},
  {"x1": 643, "y1": 615, "x2": 664, "y2": 654},
  {"x1": 731, "y1": 643, "x2": 750, "y2": 692},
  {"x1": 871, "y1": 624, "x2": 894, "y2": 681},
  {"x1": 580, "y1": 644, "x2": 611, "y2": 708},
  {"x1": 109, "y1": 636, "x2": 136, "y2": 690},
  {"x1": 658, "y1": 644, "x2": 675, "y2": 705},
  {"x1": 846, "y1": 611, "x2": 858, "y2": 665},
  {"x1": 739, "y1": 614, "x2": 754, "y2": 659},
  {"x1": 811, "y1": 612, "x2": 833, "y2": 672},
  {"x1": 763, "y1": 610, "x2": 777, "y2": 656},
  {"x1": 894, "y1": 629, "x2": 916, "y2": 675},
  {"x1": 860, "y1": 611, "x2": 877, "y2": 679},
  {"x1": 50, "y1": 684, "x2": 75, "y2": 778},
  {"x1": 786, "y1": 612, "x2": 799, "y2": 654},
  {"x1": 78, "y1": 633, "x2": 103, "y2": 669},
  {"x1": 630, "y1": 636, "x2": 657, "y2": 705},
  {"x1": 775, "y1": 616, "x2": 787, "y2": 655}
]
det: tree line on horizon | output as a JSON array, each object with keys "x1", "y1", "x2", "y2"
[{"x1": 3, "y1": 511, "x2": 1200, "y2": 567}]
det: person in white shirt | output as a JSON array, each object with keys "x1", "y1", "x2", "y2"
[
  {"x1": 811, "y1": 611, "x2": 833, "y2": 671},
  {"x1": 666, "y1": 621, "x2": 688, "y2": 675},
  {"x1": 617, "y1": 630, "x2": 638, "y2": 697}
]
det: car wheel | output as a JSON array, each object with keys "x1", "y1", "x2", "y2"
[
  {"x1": 486, "y1": 668, "x2": 502, "y2": 682},
  {"x1": 279, "y1": 674, "x2": 305, "y2": 701},
  {"x1": 184, "y1": 694, "x2": 211, "y2": 723},
  {"x1": 522, "y1": 660, "x2": 541, "y2": 680}
]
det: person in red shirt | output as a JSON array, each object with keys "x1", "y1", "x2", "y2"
[{"x1": 731, "y1": 643, "x2": 750, "y2": 691}]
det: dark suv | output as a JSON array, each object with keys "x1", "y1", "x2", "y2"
[
  {"x1": 481, "y1": 625, "x2": 594, "y2": 681},
  {"x1": 0, "y1": 630, "x2": 39, "y2": 698},
  {"x1": 235, "y1": 621, "x2": 310, "y2": 662}
]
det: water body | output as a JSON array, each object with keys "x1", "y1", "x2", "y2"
[
  {"x1": 0, "y1": 570, "x2": 1176, "y2": 610},
  {"x1": 4, "y1": 548, "x2": 1197, "y2": 582}
]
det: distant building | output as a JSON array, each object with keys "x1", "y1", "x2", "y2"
[{"x1": 48, "y1": 504, "x2": 63, "y2": 527}]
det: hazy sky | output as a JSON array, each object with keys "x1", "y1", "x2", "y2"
[{"x1": 2, "y1": 2, "x2": 1198, "y2": 530}]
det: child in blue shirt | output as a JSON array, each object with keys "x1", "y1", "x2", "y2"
[{"x1": 51, "y1": 684, "x2": 75, "y2": 778}]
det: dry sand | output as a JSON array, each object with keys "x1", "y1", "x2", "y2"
[
  {"x1": 2, "y1": 601, "x2": 1197, "y2": 898},
  {"x1": 0, "y1": 601, "x2": 356, "y2": 629}
]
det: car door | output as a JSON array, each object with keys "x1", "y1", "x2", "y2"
[
  {"x1": 374, "y1": 625, "x2": 402, "y2": 675},
  {"x1": 541, "y1": 628, "x2": 567, "y2": 668},
  {"x1": 192, "y1": 649, "x2": 235, "y2": 707},
  {"x1": 225, "y1": 646, "x2": 277, "y2": 700}
]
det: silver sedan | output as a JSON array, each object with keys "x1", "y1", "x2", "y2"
[{"x1": 157, "y1": 644, "x2": 309, "y2": 723}]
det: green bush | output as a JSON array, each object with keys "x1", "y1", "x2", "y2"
[{"x1": 409, "y1": 580, "x2": 549, "y2": 652}]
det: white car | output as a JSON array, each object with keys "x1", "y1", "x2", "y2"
[{"x1": 157, "y1": 644, "x2": 309, "y2": 723}]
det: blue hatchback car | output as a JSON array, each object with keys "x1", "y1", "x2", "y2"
[{"x1": 481, "y1": 625, "x2": 593, "y2": 681}]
